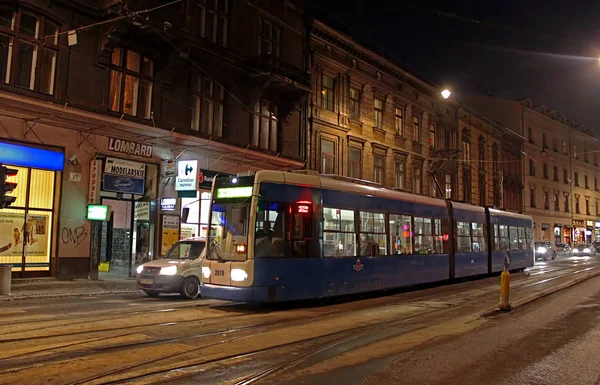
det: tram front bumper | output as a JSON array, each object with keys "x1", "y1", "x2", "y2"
[{"x1": 201, "y1": 283, "x2": 274, "y2": 302}]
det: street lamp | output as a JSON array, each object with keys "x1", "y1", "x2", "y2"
[{"x1": 441, "y1": 89, "x2": 451, "y2": 99}]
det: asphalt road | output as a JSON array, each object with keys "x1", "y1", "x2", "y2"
[{"x1": 0, "y1": 256, "x2": 598, "y2": 385}]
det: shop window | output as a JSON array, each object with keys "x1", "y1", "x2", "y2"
[
  {"x1": 109, "y1": 48, "x2": 153, "y2": 118},
  {"x1": 359, "y1": 211, "x2": 386, "y2": 256},
  {"x1": 0, "y1": 7, "x2": 59, "y2": 94},
  {"x1": 0, "y1": 166, "x2": 56, "y2": 274},
  {"x1": 193, "y1": 76, "x2": 225, "y2": 137},
  {"x1": 390, "y1": 214, "x2": 412, "y2": 254},
  {"x1": 323, "y1": 207, "x2": 355, "y2": 257}
]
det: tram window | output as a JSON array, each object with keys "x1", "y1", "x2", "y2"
[
  {"x1": 414, "y1": 217, "x2": 434, "y2": 254},
  {"x1": 471, "y1": 223, "x2": 486, "y2": 252},
  {"x1": 433, "y1": 219, "x2": 443, "y2": 253},
  {"x1": 359, "y1": 211, "x2": 386, "y2": 256},
  {"x1": 525, "y1": 227, "x2": 533, "y2": 249},
  {"x1": 323, "y1": 207, "x2": 356, "y2": 257},
  {"x1": 518, "y1": 227, "x2": 527, "y2": 250},
  {"x1": 290, "y1": 202, "x2": 313, "y2": 258},
  {"x1": 390, "y1": 214, "x2": 412, "y2": 255},
  {"x1": 493, "y1": 225, "x2": 500, "y2": 251},
  {"x1": 498, "y1": 225, "x2": 510, "y2": 251},
  {"x1": 509, "y1": 226, "x2": 519, "y2": 251},
  {"x1": 456, "y1": 221, "x2": 472, "y2": 252},
  {"x1": 255, "y1": 201, "x2": 285, "y2": 258}
]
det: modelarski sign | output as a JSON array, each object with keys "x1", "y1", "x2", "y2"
[
  {"x1": 104, "y1": 158, "x2": 146, "y2": 178},
  {"x1": 108, "y1": 137, "x2": 153, "y2": 158}
]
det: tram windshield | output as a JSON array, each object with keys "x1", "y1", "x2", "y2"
[{"x1": 207, "y1": 202, "x2": 250, "y2": 261}]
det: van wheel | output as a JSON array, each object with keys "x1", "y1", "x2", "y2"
[
  {"x1": 144, "y1": 290, "x2": 159, "y2": 298},
  {"x1": 180, "y1": 276, "x2": 200, "y2": 299}
]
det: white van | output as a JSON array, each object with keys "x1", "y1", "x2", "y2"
[{"x1": 136, "y1": 237, "x2": 205, "y2": 299}]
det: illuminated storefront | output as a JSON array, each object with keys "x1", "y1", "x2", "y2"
[{"x1": 0, "y1": 142, "x2": 63, "y2": 277}]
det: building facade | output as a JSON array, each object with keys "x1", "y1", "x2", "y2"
[
  {"x1": 307, "y1": 20, "x2": 519, "y2": 213},
  {"x1": 0, "y1": 0, "x2": 309, "y2": 278},
  {"x1": 465, "y1": 95, "x2": 600, "y2": 244},
  {"x1": 307, "y1": 20, "x2": 459, "y2": 199}
]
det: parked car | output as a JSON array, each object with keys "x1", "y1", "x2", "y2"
[
  {"x1": 572, "y1": 243, "x2": 596, "y2": 257},
  {"x1": 136, "y1": 237, "x2": 206, "y2": 299},
  {"x1": 534, "y1": 241, "x2": 557, "y2": 261},
  {"x1": 592, "y1": 241, "x2": 600, "y2": 253},
  {"x1": 555, "y1": 243, "x2": 572, "y2": 254}
]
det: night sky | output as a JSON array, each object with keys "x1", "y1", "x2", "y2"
[{"x1": 309, "y1": 0, "x2": 600, "y2": 133}]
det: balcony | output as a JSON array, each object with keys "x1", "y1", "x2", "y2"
[{"x1": 247, "y1": 55, "x2": 310, "y2": 91}]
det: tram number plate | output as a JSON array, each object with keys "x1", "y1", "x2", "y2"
[
  {"x1": 140, "y1": 278, "x2": 154, "y2": 285},
  {"x1": 214, "y1": 269, "x2": 225, "y2": 277}
]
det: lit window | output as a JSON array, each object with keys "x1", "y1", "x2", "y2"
[
  {"x1": 109, "y1": 48, "x2": 153, "y2": 118},
  {"x1": 413, "y1": 164, "x2": 422, "y2": 194},
  {"x1": 429, "y1": 124, "x2": 435, "y2": 148},
  {"x1": 394, "y1": 159, "x2": 405, "y2": 189},
  {"x1": 321, "y1": 74, "x2": 334, "y2": 111},
  {"x1": 413, "y1": 115, "x2": 420, "y2": 141},
  {"x1": 444, "y1": 174, "x2": 452, "y2": 199},
  {"x1": 395, "y1": 107, "x2": 403, "y2": 136}
]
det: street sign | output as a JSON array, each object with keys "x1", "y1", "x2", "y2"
[{"x1": 504, "y1": 251, "x2": 511, "y2": 270}]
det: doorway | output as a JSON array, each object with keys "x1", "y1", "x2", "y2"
[{"x1": 98, "y1": 199, "x2": 155, "y2": 277}]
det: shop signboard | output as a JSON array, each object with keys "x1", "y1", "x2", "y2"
[
  {"x1": 104, "y1": 158, "x2": 146, "y2": 178},
  {"x1": 108, "y1": 137, "x2": 153, "y2": 158},
  {"x1": 160, "y1": 198, "x2": 176, "y2": 211},
  {"x1": 175, "y1": 160, "x2": 198, "y2": 191},
  {"x1": 0, "y1": 212, "x2": 49, "y2": 257},
  {"x1": 162, "y1": 159, "x2": 176, "y2": 178},
  {"x1": 102, "y1": 174, "x2": 145, "y2": 195},
  {"x1": 134, "y1": 202, "x2": 150, "y2": 221},
  {"x1": 595, "y1": 222, "x2": 600, "y2": 229},
  {"x1": 587, "y1": 221, "x2": 595, "y2": 227},
  {"x1": 160, "y1": 215, "x2": 180, "y2": 256},
  {"x1": 88, "y1": 160, "x2": 101, "y2": 204}
]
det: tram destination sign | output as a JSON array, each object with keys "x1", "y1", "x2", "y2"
[{"x1": 108, "y1": 137, "x2": 153, "y2": 158}]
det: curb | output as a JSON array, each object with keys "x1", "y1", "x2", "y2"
[
  {"x1": 481, "y1": 268, "x2": 600, "y2": 317},
  {"x1": 0, "y1": 289, "x2": 142, "y2": 302}
]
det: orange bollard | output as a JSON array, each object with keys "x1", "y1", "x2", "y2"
[{"x1": 498, "y1": 267, "x2": 511, "y2": 311}]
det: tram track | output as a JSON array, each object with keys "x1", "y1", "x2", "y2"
[{"x1": 0, "y1": 260, "x2": 596, "y2": 385}]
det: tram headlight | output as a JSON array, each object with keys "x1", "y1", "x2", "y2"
[
  {"x1": 584, "y1": 248, "x2": 591, "y2": 253},
  {"x1": 202, "y1": 266, "x2": 211, "y2": 279},
  {"x1": 231, "y1": 268, "x2": 248, "y2": 282},
  {"x1": 159, "y1": 265, "x2": 178, "y2": 276},
  {"x1": 136, "y1": 265, "x2": 144, "y2": 274},
  {"x1": 536, "y1": 247, "x2": 547, "y2": 254}
]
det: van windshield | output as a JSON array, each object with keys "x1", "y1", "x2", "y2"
[{"x1": 163, "y1": 241, "x2": 205, "y2": 260}]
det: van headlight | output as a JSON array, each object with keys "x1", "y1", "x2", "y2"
[
  {"x1": 537, "y1": 247, "x2": 547, "y2": 253},
  {"x1": 136, "y1": 265, "x2": 144, "y2": 274},
  {"x1": 159, "y1": 265, "x2": 178, "y2": 276},
  {"x1": 584, "y1": 248, "x2": 591, "y2": 253},
  {"x1": 202, "y1": 266, "x2": 211, "y2": 279},
  {"x1": 231, "y1": 268, "x2": 248, "y2": 282}
]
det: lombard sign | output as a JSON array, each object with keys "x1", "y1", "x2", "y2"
[
  {"x1": 175, "y1": 160, "x2": 198, "y2": 191},
  {"x1": 108, "y1": 137, "x2": 153, "y2": 158}
]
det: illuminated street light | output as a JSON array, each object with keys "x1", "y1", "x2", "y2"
[{"x1": 441, "y1": 89, "x2": 451, "y2": 99}]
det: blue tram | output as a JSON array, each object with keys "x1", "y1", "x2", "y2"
[{"x1": 200, "y1": 171, "x2": 533, "y2": 302}]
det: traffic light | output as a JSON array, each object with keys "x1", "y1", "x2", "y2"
[{"x1": 0, "y1": 165, "x2": 18, "y2": 209}]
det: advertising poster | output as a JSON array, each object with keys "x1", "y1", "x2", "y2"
[
  {"x1": 161, "y1": 215, "x2": 180, "y2": 256},
  {"x1": 0, "y1": 213, "x2": 49, "y2": 257}
]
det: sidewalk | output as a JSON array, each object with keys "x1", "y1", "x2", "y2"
[{"x1": 0, "y1": 277, "x2": 141, "y2": 301}]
